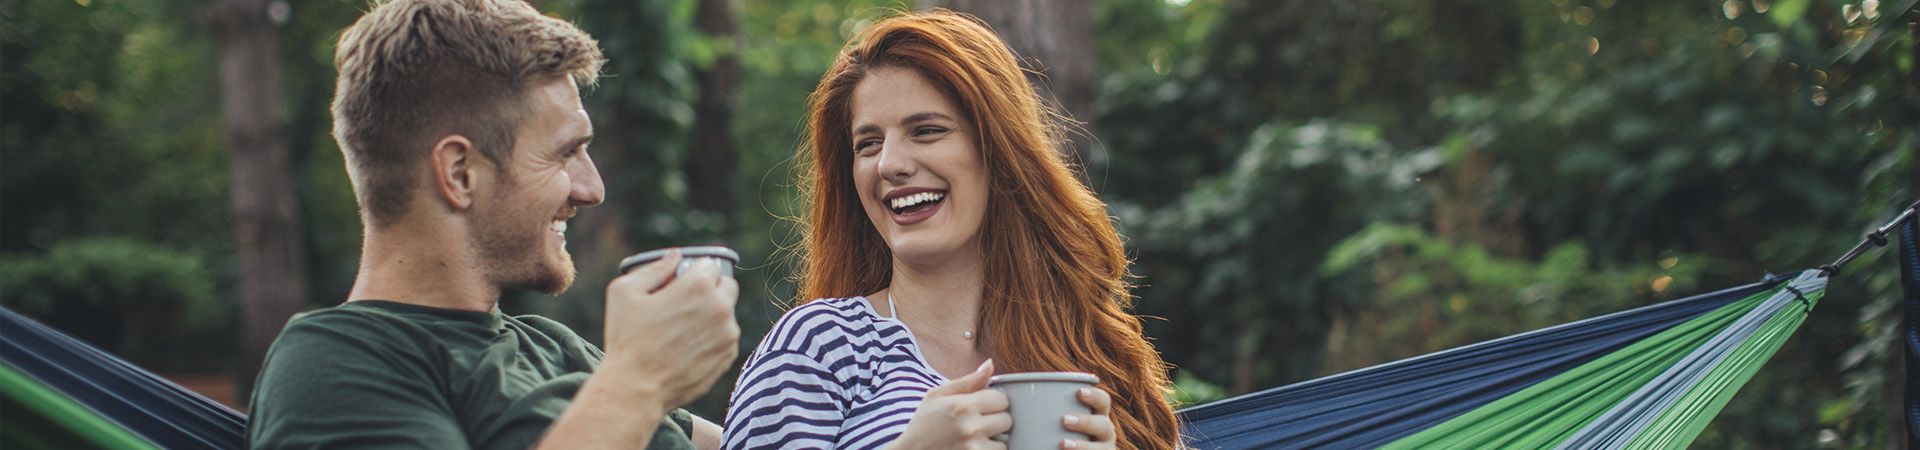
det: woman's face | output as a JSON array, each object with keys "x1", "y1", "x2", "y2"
[{"x1": 848, "y1": 66, "x2": 990, "y2": 266}]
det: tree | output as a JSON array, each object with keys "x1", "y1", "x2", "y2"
[
  {"x1": 209, "y1": 0, "x2": 307, "y2": 395},
  {"x1": 916, "y1": 0, "x2": 1098, "y2": 173},
  {"x1": 689, "y1": 0, "x2": 740, "y2": 217}
]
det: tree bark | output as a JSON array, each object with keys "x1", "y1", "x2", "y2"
[
  {"x1": 688, "y1": 0, "x2": 739, "y2": 217},
  {"x1": 916, "y1": 0, "x2": 1097, "y2": 176},
  {"x1": 211, "y1": 0, "x2": 307, "y2": 397}
]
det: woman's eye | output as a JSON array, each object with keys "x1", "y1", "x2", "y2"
[
  {"x1": 854, "y1": 139, "x2": 880, "y2": 154},
  {"x1": 913, "y1": 126, "x2": 949, "y2": 137}
]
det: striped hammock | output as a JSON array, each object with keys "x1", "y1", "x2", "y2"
[
  {"x1": 1178, "y1": 271, "x2": 1825, "y2": 449},
  {"x1": 1180, "y1": 205, "x2": 1919, "y2": 449}
]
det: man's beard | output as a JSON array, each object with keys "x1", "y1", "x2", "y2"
[{"x1": 474, "y1": 223, "x2": 576, "y2": 296}]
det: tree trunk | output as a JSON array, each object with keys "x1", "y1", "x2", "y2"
[
  {"x1": 688, "y1": 0, "x2": 739, "y2": 217},
  {"x1": 211, "y1": 0, "x2": 307, "y2": 398},
  {"x1": 916, "y1": 0, "x2": 1097, "y2": 176}
]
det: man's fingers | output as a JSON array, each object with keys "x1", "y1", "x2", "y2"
[
  {"x1": 654, "y1": 259, "x2": 723, "y2": 299},
  {"x1": 930, "y1": 359, "x2": 995, "y2": 397},
  {"x1": 717, "y1": 277, "x2": 741, "y2": 306},
  {"x1": 616, "y1": 250, "x2": 682, "y2": 293}
]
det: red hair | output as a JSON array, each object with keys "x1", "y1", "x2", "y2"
[{"x1": 788, "y1": 10, "x2": 1179, "y2": 449}]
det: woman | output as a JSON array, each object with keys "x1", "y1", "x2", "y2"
[{"x1": 722, "y1": 10, "x2": 1180, "y2": 450}]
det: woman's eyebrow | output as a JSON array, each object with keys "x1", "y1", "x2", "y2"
[
  {"x1": 902, "y1": 112, "x2": 953, "y2": 125},
  {"x1": 851, "y1": 111, "x2": 956, "y2": 137}
]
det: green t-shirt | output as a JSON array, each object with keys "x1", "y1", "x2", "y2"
[{"x1": 247, "y1": 300, "x2": 695, "y2": 449}]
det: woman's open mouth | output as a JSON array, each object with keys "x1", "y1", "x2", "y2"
[{"x1": 887, "y1": 190, "x2": 946, "y2": 225}]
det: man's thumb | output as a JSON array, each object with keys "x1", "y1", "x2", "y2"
[
  {"x1": 619, "y1": 250, "x2": 682, "y2": 293},
  {"x1": 930, "y1": 359, "x2": 995, "y2": 397}
]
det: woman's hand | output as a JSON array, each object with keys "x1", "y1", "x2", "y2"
[
  {"x1": 889, "y1": 360, "x2": 1012, "y2": 450},
  {"x1": 1060, "y1": 387, "x2": 1117, "y2": 449}
]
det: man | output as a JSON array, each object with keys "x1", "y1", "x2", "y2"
[{"x1": 245, "y1": 0, "x2": 738, "y2": 448}]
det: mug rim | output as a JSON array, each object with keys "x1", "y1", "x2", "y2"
[
  {"x1": 987, "y1": 371, "x2": 1099, "y2": 386},
  {"x1": 619, "y1": 246, "x2": 740, "y2": 274}
]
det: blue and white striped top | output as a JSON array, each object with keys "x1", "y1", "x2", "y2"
[{"x1": 721, "y1": 297, "x2": 948, "y2": 449}]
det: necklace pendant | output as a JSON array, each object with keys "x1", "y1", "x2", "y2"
[{"x1": 962, "y1": 330, "x2": 975, "y2": 340}]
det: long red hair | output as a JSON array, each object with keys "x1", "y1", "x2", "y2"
[{"x1": 788, "y1": 10, "x2": 1179, "y2": 449}]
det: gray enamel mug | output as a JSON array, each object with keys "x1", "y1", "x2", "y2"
[
  {"x1": 618, "y1": 246, "x2": 739, "y2": 278},
  {"x1": 988, "y1": 372, "x2": 1099, "y2": 448}
]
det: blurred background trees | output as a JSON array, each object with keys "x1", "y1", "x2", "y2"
[{"x1": 2, "y1": 0, "x2": 1913, "y2": 446}]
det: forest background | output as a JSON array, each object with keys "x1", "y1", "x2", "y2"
[{"x1": 3, "y1": 0, "x2": 1915, "y2": 447}]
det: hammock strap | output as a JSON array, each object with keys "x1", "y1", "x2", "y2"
[{"x1": 1898, "y1": 206, "x2": 1919, "y2": 447}]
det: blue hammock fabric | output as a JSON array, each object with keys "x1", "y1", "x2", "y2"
[
  {"x1": 0, "y1": 306, "x2": 246, "y2": 449},
  {"x1": 1175, "y1": 278, "x2": 1776, "y2": 449}
]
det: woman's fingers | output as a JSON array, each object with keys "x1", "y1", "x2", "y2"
[
  {"x1": 1062, "y1": 413, "x2": 1115, "y2": 442},
  {"x1": 1076, "y1": 387, "x2": 1112, "y2": 415}
]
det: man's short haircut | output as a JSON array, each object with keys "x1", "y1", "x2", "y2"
[{"x1": 332, "y1": 0, "x2": 604, "y2": 226}]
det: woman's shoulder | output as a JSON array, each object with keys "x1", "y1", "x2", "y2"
[{"x1": 756, "y1": 297, "x2": 890, "y2": 355}]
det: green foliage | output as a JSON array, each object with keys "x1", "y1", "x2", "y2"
[
  {"x1": 1100, "y1": 0, "x2": 1914, "y2": 445},
  {"x1": 1168, "y1": 370, "x2": 1228, "y2": 407},
  {"x1": 0, "y1": 238, "x2": 230, "y2": 369}
]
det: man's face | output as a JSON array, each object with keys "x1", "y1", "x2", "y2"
[{"x1": 470, "y1": 76, "x2": 603, "y2": 295}]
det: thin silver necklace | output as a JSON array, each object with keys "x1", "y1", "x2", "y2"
[{"x1": 887, "y1": 292, "x2": 974, "y2": 340}]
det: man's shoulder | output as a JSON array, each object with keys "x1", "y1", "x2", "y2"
[
  {"x1": 277, "y1": 301, "x2": 440, "y2": 342},
  {"x1": 508, "y1": 313, "x2": 584, "y2": 340}
]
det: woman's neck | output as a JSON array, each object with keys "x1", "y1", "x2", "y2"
[
  {"x1": 883, "y1": 249, "x2": 989, "y2": 378},
  {"x1": 887, "y1": 255, "x2": 984, "y2": 319}
]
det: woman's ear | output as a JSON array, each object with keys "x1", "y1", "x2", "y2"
[{"x1": 430, "y1": 135, "x2": 480, "y2": 210}]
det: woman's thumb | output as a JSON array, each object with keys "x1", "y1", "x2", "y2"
[{"x1": 930, "y1": 359, "x2": 995, "y2": 397}]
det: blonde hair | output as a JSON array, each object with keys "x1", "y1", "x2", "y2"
[
  {"x1": 793, "y1": 10, "x2": 1182, "y2": 449},
  {"x1": 331, "y1": 0, "x2": 603, "y2": 225}
]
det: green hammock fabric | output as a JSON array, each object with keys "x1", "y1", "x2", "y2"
[
  {"x1": 0, "y1": 362, "x2": 159, "y2": 449},
  {"x1": 1381, "y1": 271, "x2": 1825, "y2": 449}
]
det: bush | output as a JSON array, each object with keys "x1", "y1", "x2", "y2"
[{"x1": 0, "y1": 238, "x2": 230, "y2": 370}]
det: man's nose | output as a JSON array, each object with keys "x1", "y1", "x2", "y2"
[{"x1": 572, "y1": 154, "x2": 605, "y2": 207}]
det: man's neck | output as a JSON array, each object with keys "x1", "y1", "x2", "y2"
[{"x1": 347, "y1": 217, "x2": 499, "y2": 313}]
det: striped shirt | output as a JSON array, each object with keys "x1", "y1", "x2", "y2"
[{"x1": 721, "y1": 297, "x2": 948, "y2": 449}]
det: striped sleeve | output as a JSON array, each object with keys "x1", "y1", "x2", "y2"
[{"x1": 720, "y1": 305, "x2": 854, "y2": 449}]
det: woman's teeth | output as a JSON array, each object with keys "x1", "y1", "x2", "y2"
[
  {"x1": 550, "y1": 220, "x2": 567, "y2": 233},
  {"x1": 889, "y1": 192, "x2": 945, "y2": 211}
]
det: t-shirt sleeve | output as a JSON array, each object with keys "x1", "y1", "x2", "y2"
[
  {"x1": 247, "y1": 314, "x2": 466, "y2": 449},
  {"x1": 720, "y1": 309, "x2": 852, "y2": 450}
]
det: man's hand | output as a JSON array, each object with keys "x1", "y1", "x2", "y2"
[
  {"x1": 535, "y1": 251, "x2": 739, "y2": 450},
  {"x1": 889, "y1": 359, "x2": 1012, "y2": 450},
  {"x1": 602, "y1": 250, "x2": 742, "y2": 411}
]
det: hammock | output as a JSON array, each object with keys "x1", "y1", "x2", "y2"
[
  {"x1": 1180, "y1": 203, "x2": 1920, "y2": 449},
  {"x1": 2, "y1": 203, "x2": 1915, "y2": 449},
  {"x1": 0, "y1": 306, "x2": 244, "y2": 449}
]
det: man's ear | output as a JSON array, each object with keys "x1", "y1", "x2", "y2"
[{"x1": 429, "y1": 135, "x2": 487, "y2": 210}]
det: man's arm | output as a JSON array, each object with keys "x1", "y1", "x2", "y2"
[
  {"x1": 691, "y1": 415, "x2": 723, "y2": 450},
  {"x1": 537, "y1": 251, "x2": 739, "y2": 449},
  {"x1": 533, "y1": 365, "x2": 670, "y2": 449}
]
